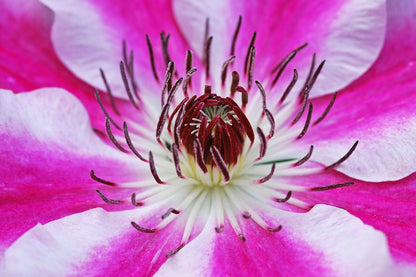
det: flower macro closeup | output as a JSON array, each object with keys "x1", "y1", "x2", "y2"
[{"x1": 1, "y1": 0, "x2": 416, "y2": 276}]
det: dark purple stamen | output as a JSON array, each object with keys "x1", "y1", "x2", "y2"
[
  {"x1": 149, "y1": 151, "x2": 166, "y2": 184},
  {"x1": 183, "y1": 67, "x2": 197, "y2": 96},
  {"x1": 308, "y1": 60, "x2": 325, "y2": 91},
  {"x1": 205, "y1": 36, "x2": 213, "y2": 79},
  {"x1": 131, "y1": 193, "x2": 143, "y2": 206},
  {"x1": 160, "y1": 32, "x2": 173, "y2": 69},
  {"x1": 90, "y1": 170, "x2": 117, "y2": 186},
  {"x1": 161, "y1": 208, "x2": 181, "y2": 220},
  {"x1": 297, "y1": 102, "x2": 313, "y2": 139},
  {"x1": 314, "y1": 91, "x2": 337, "y2": 125},
  {"x1": 257, "y1": 127, "x2": 267, "y2": 160},
  {"x1": 294, "y1": 145, "x2": 314, "y2": 166},
  {"x1": 244, "y1": 32, "x2": 257, "y2": 74},
  {"x1": 105, "y1": 117, "x2": 128, "y2": 153},
  {"x1": 131, "y1": 221, "x2": 156, "y2": 233},
  {"x1": 311, "y1": 182, "x2": 355, "y2": 191},
  {"x1": 242, "y1": 212, "x2": 251, "y2": 219},
  {"x1": 172, "y1": 143, "x2": 184, "y2": 178},
  {"x1": 145, "y1": 34, "x2": 160, "y2": 82},
  {"x1": 166, "y1": 244, "x2": 185, "y2": 258},
  {"x1": 256, "y1": 163, "x2": 276, "y2": 184},
  {"x1": 299, "y1": 54, "x2": 315, "y2": 100},
  {"x1": 193, "y1": 140, "x2": 208, "y2": 173},
  {"x1": 255, "y1": 80, "x2": 267, "y2": 112},
  {"x1": 161, "y1": 61, "x2": 174, "y2": 106},
  {"x1": 215, "y1": 226, "x2": 224, "y2": 233},
  {"x1": 231, "y1": 71, "x2": 239, "y2": 96},
  {"x1": 268, "y1": 226, "x2": 282, "y2": 232},
  {"x1": 123, "y1": 122, "x2": 148, "y2": 162},
  {"x1": 326, "y1": 141, "x2": 359, "y2": 169},
  {"x1": 94, "y1": 88, "x2": 121, "y2": 130},
  {"x1": 96, "y1": 190, "x2": 123, "y2": 204},
  {"x1": 99, "y1": 68, "x2": 119, "y2": 115},
  {"x1": 230, "y1": 15, "x2": 242, "y2": 56},
  {"x1": 264, "y1": 109, "x2": 275, "y2": 139},
  {"x1": 210, "y1": 146, "x2": 230, "y2": 182},
  {"x1": 120, "y1": 61, "x2": 139, "y2": 109},
  {"x1": 247, "y1": 47, "x2": 256, "y2": 89},
  {"x1": 279, "y1": 69, "x2": 298, "y2": 104},
  {"x1": 292, "y1": 86, "x2": 309, "y2": 125},
  {"x1": 239, "y1": 234, "x2": 247, "y2": 242},
  {"x1": 221, "y1": 56, "x2": 236, "y2": 86},
  {"x1": 275, "y1": 191, "x2": 292, "y2": 203}
]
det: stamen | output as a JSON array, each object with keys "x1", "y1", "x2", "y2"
[
  {"x1": 210, "y1": 146, "x2": 230, "y2": 182},
  {"x1": 255, "y1": 80, "x2": 267, "y2": 111},
  {"x1": 242, "y1": 212, "x2": 251, "y2": 219},
  {"x1": 156, "y1": 104, "x2": 171, "y2": 143},
  {"x1": 299, "y1": 54, "x2": 315, "y2": 99},
  {"x1": 239, "y1": 234, "x2": 247, "y2": 242},
  {"x1": 255, "y1": 163, "x2": 276, "y2": 184},
  {"x1": 123, "y1": 122, "x2": 147, "y2": 162},
  {"x1": 99, "y1": 68, "x2": 119, "y2": 115},
  {"x1": 105, "y1": 117, "x2": 128, "y2": 153},
  {"x1": 183, "y1": 67, "x2": 197, "y2": 97},
  {"x1": 230, "y1": 15, "x2": 242, "y2": 56},
  {"x1": 149, "y1": 151, "x2": 166, "y2": 184},
  {"x1": 326, "y1": 141, "x2": 359, "y2": 169},
  {"x1": 166, "y1": 78, "x2": 184, "y2": 105},
  {"x1": 131, "y1": 193, "x2": 143, "y2": 206},
  {"x1": 271, "y1": 42, "x2": 308, "y2": 73},
  {"x1": 120, "y1": 61, "x2": 139, "y2": 109},
  {"x1": 311, "y1": 182, "x2": 354, "y2": 191},
  {"x1": 244, "y1": 32, "x2": 257, "y2": 74},
  {"x1": 279, "y1": 69, "x2": 298, "y2": 104},
  {"x1": 268, "y1": 226, "x2": 282, "y2": 232},
  {"x1": 161, "y1": 208, "x2": 181, "y2": 220},
  {"x1": 271, "y1": 52, "x2": 296, "y2": 86},
  {"x1": 298, "y1": 102, "x2": 313, "y2": 139},
  {"x1": 172, "y1": 143, "x2": 184, "y2": 178},
  {"x1": 205, "y1": 36, "x2": 213, "y2": 79},
  {"x1": 193, "y1": 140, "x2": 208, "y2": 173},
  {"x1": 235, "y1": 86, "x2": 248, "y2": 108},
  {"x1": 160, "y1": 32, "x2": 172, "y2": 68},
  {"x1": 294, "y1": 145, "x2": 314, "y2": 166},
  {"x1": 161, "y1": 61, "x2": 174, "y2": 106},
  {"x1": 247, "y1": 47, "x2": 256, "y2": 89},
  {"x1": 230, "y1": 71, "x2": 239, "y2": 96},
  {"x1": 131, "y1": 221, "x2": 156, "y2": 233},
  {"x1": 275, "y1": 191, "x2": 292, "y2": 203},
  {"x1": 96, "y1": 190, "x2": 123, "y2": 204},
  {"x1": 264, "y1": 109, "x2": 275, "y2": 138},
  {"x1": 166, "y1": 244, "x2": 185, "y2": 258},
  {"x1": 90, "y1": 170, "x2": 117, "y2": 186},
  {"x1": 257, "y1": 127, "x2": 267, "y2": 160},
  {"x1": 127, "y1": 50, "x2": 140, "y2": 101},
  {"x1": 292, "y1": 86, "x2": 309, "y2": 125},
  {"x1": 94, "y1": 88, "x2": 121, "y2": 130},
  {"x1": 314, "y1": 92, "x2": 337, "y2": 125},
  {"x1": 204, "y1": 85, "x2": 212, "y2": 95},
  {"x1": 221, "y1": 56, "x2": 236, "y2": 86},
  {"x1": 308, "y1": 60, "x2": 325, "y2": 90},
  {"x1": 215, "y1": 226, "x2": 224, "y2": 233},
  {"x1": 145, "y1": 34, "x2": 160, "y2": 82}
]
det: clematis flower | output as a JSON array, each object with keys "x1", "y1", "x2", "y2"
[{"x1": 1, "y1": 0, "x2": 416, "y2": 276}]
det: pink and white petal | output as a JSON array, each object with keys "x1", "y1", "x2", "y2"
[
  {"x1": 283, "y1": 170, "x2": 416, "y2": 264},
  {"x1": 0, "y1": 0, "x2": 112, "y2": 130},
  {"x1": 156, "y1": 205, "x2": 399, "y2": 276},
  {"x1": 40, "y1": 0, "x2": 198, "y2": 100},
  {"x1": 302, "y1": 0, "x2": 416, "y2": 182},
  {"x1": 0, "y1": 88, "x2": 139, "y2": 254},
  {"x1": 2, "y1": 207, "x2": 199, "y2": 276},
  {"x1": 173, "y1": 0, "x2": 386, "y2": 97}
]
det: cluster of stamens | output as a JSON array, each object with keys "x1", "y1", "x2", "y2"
[{"x1": 90, "y1": 16, "x2": 358, "y2": 258}]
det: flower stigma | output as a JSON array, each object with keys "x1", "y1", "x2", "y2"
[{"x1": 91, "y1": 17, "x2": 358, "y2": 258}]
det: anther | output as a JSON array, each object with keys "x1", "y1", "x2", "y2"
[
  {"x1": 230, "y1": 71, "x2": 240, "y2": 96},
  {"x1": 215, "y1": 226, "x2": 224, "y2": 233},
  {"x1": 205, "y1": 36, "x2": 213, "y2": 79},
  {"x1": 99, "y1": 68, "x2": 119, "y2": 115},
  {"x1": 271, "y1": 42, "x2": 308, "y2": 74},
  {"x1": 183, "y1": 67, "x2": 197, "y2": 96},
  {"x1": 166, "y1": 244, "x2": 185, "y2": 258},
  {"x1": 204, "y1": 85, "x2": 212, "y2": 94},
  {"x1": 90, "y1": 170, "x2": 117, "y2": 186},
  {"x1": 96, "y1": 190, "x2": 123, "y2": 204},
  {"x1": 161, "y1": 61, "x2": 174, "y2": 106},
  {"x1": 105, "y1": 117, "x2": 128, "y2": 153},
  {"x1": 264, "y1": 109, "x2": 275, "y2": 139},
  {"x1": 308, "y1": 60, "x2": 325, "y2": 90},
  {"x1": 161, "y1": 208, "x2": 181, "y2": 220},
  {"x1": 311, "y1": 182, "x2": 355, "y2": 191},
  {"x1": 160, "y1": 32, "x2": 173, "y2": 69},
  {"x1": 325, "y1": 141, "x2": 359, "y2": 169},
  {"x1": 314, "y1": 92, "x2": 337, "y2": 125},
  {"x1": 156, "y1": 103, "x2": 170, "y2": 144},
  {"x1": 275, "y1": 191, "x2": 292, "y2": 203},
  {"x1": 294, "y1": 145, "x2": 314, "y2": 166},
  {"x1": 297, "y1": 102, "x2": 313, "y2": 139},
  {"x1": 210, "y1": 146, "x2": 230, "y2": 182},
  {"x1": 257, "y1": 127, "x2": 267, "y2": 160},
  {"x1": 271, "y1": 52, "x2": 296, "y2": 86},
  {"x1": 221, "y1": 56, "x2": 236, "y2": 86},
  {"x1": 247, "y1": 47, "x2": 256, "y2": 89},
  {"x1": 244, "y1": 32, "x2": 256, "y2": 74},
  {"x1": 131, "y1": 193, "x2": 143, "y2": 206},
  {"x1": 235, "y1": 86, "x2": 248, "y2": 108},
  {"x1": 239, "y1": 234, "x2": 247, "y2": 242},
  {"x1": 255, "y1": 80, "x2": 267, "y2": 112},
  {"x1": 149, "y1": 151, "x2": 166, "y2": 184},
  {"x1": 268, "y1": 226, "x2": 282, "y2": 232},
  {"x1": 242, "y1": 212, "x2": 251, "y2": 219},
  {"x1": 299, "y1": 54, "x2": 315, "y2": 100},
  {"x1": 120, "y1": 61, "x2": 139, "y2": 109},
  {"x1": 131, "y1": 221, "x2": 156, "y2": 233},
  {"x1": 230, "y1": 15, "x2": 242, "y2": 56},
  {"x1": 94, "y1": 88, "x2": 121, "y2": 130},
  {"x1": 280, "y1": 69, "x2": 298, "y2": 104},
  {"x1": 145, "y1": 34, "x2": 160, "y2": 82},
  {"x1": 123, "y1": 122, "x2": 148, "y2": 162},
  {"x1": 193, "y1": 140, "x2": 208, "y2": 173},
  {"x1": 172, "y1": 143, "x2": 184, "y2": 178},
  {"x1": 256, "y1": 163, "x2": 276, "y2": 184},
  {"x1": 127, "y1": 50, "x2": 140, "y2": 101},
  {"x1": 292, "y1": 86, "x2": 309, "y2": 125}
]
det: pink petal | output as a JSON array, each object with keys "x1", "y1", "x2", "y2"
[
  {"x1": 0, "y1": 88, "x2": 137, "y2": 253},
  {"x1": 284, "y1": 170, "x2": 416, "y2": 264},
  {"x1": 3, "y1": 207, "x2": 200, "y2": 276},
  {"x1": 302, "y1": 0, "x2": 416, "y2": 181},
  {"x1": 156, "y1": 205, "x2": 401, "y2": 276},
  {"x1": 173, "y1": 0, "x2": 386, "y2": 97},
  {"x1": 39, "y1": 0, "x2": 199, "y2": 100}
]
